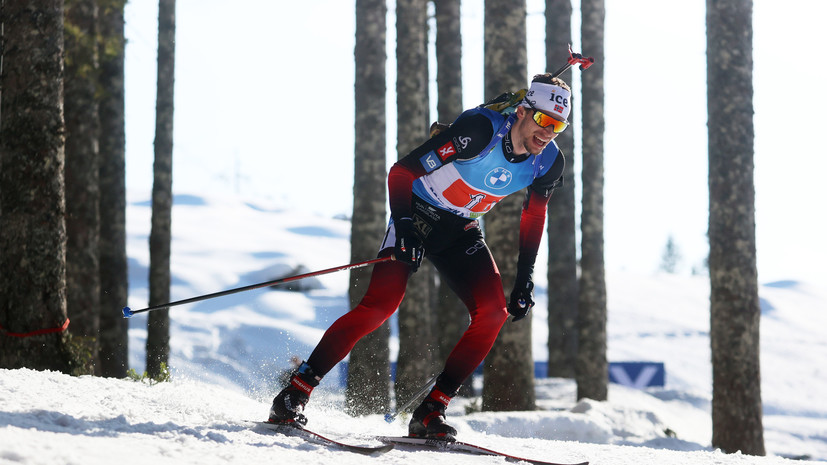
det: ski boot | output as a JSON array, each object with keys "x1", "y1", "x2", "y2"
[
  {"x1": 268, "y1": 361, "x2": 321, "y2": 427},
  {"x1": 408, "y1": 376, "x2": 460, "y2": 440}
]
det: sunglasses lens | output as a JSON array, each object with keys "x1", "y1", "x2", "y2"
[{"x1": 532, "y1": 111, "x2": 568, "y2": 133}]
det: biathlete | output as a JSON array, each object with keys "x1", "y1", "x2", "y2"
[{"x1": 269, "y1": 73, "x2": 571, "y2": 440}]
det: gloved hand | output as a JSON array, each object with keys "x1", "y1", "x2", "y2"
[
  {"x1": 393, "y1": 218, "x2": 424, "y2": 272},
  {"x1": 508, "y1": 272, "x2": 535, "y2": 322}
]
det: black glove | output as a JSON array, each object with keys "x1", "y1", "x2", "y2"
[
  {"x1": 393, "y1": 218, "x2": 424, "y2": 272},
  {"x1": 508, "y1": 270, "x2": 535, "y2": 322}
]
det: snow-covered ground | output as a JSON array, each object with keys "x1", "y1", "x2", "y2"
[{"x1": 1, "y1": 191, "x2": 824, "y2": 464}]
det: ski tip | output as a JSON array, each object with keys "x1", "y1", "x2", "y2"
[{"x1": 122, "y1": 306, "x2": 134, "y2": 318}]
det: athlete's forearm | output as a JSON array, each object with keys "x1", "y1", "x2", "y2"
[{"x1": 517, "y1": 190, "x2": 551, "y2": 269}]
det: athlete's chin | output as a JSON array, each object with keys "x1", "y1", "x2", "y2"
[{"x1": 528, "y1": 136, "x2": 549, "y2": 154}]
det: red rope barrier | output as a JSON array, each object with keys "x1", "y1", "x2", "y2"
[{"x1": 0, "y1": 318, "x2": 70, "y2": 338}]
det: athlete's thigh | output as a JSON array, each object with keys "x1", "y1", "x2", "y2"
[{"x1": 428, "y1": 230, "x2": 504, "y2": 310}]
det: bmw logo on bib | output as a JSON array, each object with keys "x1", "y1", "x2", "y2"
[{"x1": 485, "y1": 167, "x2": 512, "y2": 189}]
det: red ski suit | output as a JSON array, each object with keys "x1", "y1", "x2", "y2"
[{"x1": 307, "y1": 107, "x2": 564, "y2": 390}]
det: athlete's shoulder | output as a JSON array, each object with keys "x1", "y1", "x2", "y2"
[
  {"x1": 541, "y1": 140, "x2": 561, "y2": 161},
  {"x1": 530, "y1": 146, "x2": 565, "y2": 196},
  {"x1": 429, "y1": 108, "x2": 501, "y2": 159},
  {"x1": 455, "y1": 107, "x2": 506, "y2": 130}
]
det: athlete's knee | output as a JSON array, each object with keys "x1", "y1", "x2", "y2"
[
  {"x1": 349, "y1": 295, "x2": 400, "y2": 331},
  {"x1": 471, "y1": 300, "x2": 508, "y2": 331},
  {"x1": 357, "y1": 288, "x2": 404, "y2": 318},
  {"x1": 489, "y1": 304, "x2": 509, "y2": 327},
  {"x1": 354, "y1": 259, "x2": 409, "y2": 317}
]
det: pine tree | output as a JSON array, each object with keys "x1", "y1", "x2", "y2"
[
  {"x1": 545, "y1": 0, "x2": 579, "y2": 379},
  {"x1": 575, "y1": 0, "x2": 608, "y2": 402},
  {"x1": 64, "y1": 0, "x2": 101, "y2": 375},
  {"x1": 432, "y1": 0, "x2": 470, "y2": 396},
  {"x1": 707, "y1": 0, "x2": 765, "y2": 455},
  {"x1": 660, "y1": 235, "x2": 682, "y2": 274},
  {"x1": 394, "y1": 0, "x2": 440, "y2": 408},
  {"x1": 0, "y1": 0, "x2": 80, "y2": 373},
  {"x1": 481, "y1": 0, "x2": 535, "y2": 412},
  {"x1": 147, "y1": 0, "x2": 176, "y2": 379},
  {"x1": 346, "y1": 0, "x2": 391, "y2": 416},
  {"x1": 97, "y1": 0, "x2": 130, "y2": 378}
]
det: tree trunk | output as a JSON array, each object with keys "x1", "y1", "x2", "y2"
[
  {"x1": 146, "y1": 0, "x2": 175, "y2": 379},
  {"x1": 0, "y1": 0, "x2": 79, "y2": 373},
  {"x1": 434, "y1": 0, "x2": 463, "y2": 123},
  {"x1": 575, "y1": 0, "x2": 608, "y2": 402},
  {"x1": 544, "y1": 0, "x2": 578, "y2": 379},
  {"x1": 432, "y1": 0, "x2": 470, "y2": 396},
  {"x1": 97, "y1": 0, "x2": 129, "y2": 378},
  {"x1": 346, "y1": 0, "x2": 390, "y2": 416},
  {"x1": 394, "y1": 0, "x2": 439, "y2": 408},
  {"x1": 707, "y1": 0, "x2": 765, "y2": 455},
  {"x1": 481, "y1": 0, "x2": 535, "y2": 412},
  {"x1": 64, "y1": 0, "x2": 100, "y2": 375}
]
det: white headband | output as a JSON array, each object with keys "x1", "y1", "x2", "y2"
[{"x1": 521, "y1": 82, "x2": 571, "y2": 122}]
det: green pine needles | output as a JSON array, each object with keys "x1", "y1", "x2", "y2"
[{"x1": 127, "y1": 362, "x2": 172, "y2": 385}]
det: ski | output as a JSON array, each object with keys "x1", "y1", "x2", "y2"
[
  {"x1": 255, "y1": 421, "x2": 394, "y2": 455},
  {"x1": 377, "y1": 435, "x2": 588, "y2": 465}
]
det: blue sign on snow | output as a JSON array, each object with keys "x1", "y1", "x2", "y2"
[
  {"x1": 337, "y1": 361, "x2": 665, "y2": 389},
  {"x1": 608, "y1": 362, "x2": 665, "y2": 388}
]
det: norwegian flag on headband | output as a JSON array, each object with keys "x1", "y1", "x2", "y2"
[{"x1": 554, "y1": 104, "x2": 564, "y2": 113}]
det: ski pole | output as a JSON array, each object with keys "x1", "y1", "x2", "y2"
[
  {"x1": 384, "y1": 373, "x2": 439, "y2": 423},
  {"x1": 550, "y1": 44, "x2": 595, "y2": 78},
  {"x1": 122, "y1": 255, "x2": 394, "y2": 318}
]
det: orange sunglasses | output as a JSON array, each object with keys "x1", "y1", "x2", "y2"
[{"x1": 525, "y1": 99, "x2": 568, "y2": 133}]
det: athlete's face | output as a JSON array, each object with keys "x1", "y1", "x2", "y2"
[{"x1": 512, "y1": 105, "x2": 560, "y2": 155}]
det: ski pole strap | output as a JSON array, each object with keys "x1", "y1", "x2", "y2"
[
  {"x1": 478, "y1": 113, "x2": 517, "y2": 158},
  {"x1": 0, "y1": 318, "x2": 70, "y2": 338}
]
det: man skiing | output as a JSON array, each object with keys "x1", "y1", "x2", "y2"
[{"x1": 269, "y1": 73, "x2": 571, "y2": 440}]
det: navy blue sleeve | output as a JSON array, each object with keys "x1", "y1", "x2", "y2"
[{"x1": 394, "y1": 111, "x2": 497, "y2": 177}]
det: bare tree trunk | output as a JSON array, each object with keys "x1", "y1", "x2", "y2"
[
  {"x1": 481, "y1": 0, "x2": 535, "y2": 412},
  {"x1": 97, "y1": 0, "x2": 129, "y2": 378},
  {"x1": 432, "y1": 0, "x2": 469, "y2": 396},
  {"x1": 346, "y1": 0, "x2": 390, "y2": 416},
  {"x1": 0, "y1": 0, "x2": 79, "y2": 373},
  {"x1": 64, "y1": 0, "x2": 100, "y2": 375},
  {"x1": 544, "y1": 0, "x2": 578, "y2": 379},
  {"x1": 707, "y1": 0, "x2": 765, "y2": 455},
  {"x1": 434, "y1": 0, "x2": 462, "y2": 122},
  {"x1": 146, "y1": 0, "x2": 175, "y2": 379},
  {"x1": 575, "y1": 0, "x2": 608, "y2": 402},
  {"x1": 394, "y1": 0, "x2": 439, "y2": 406}
]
